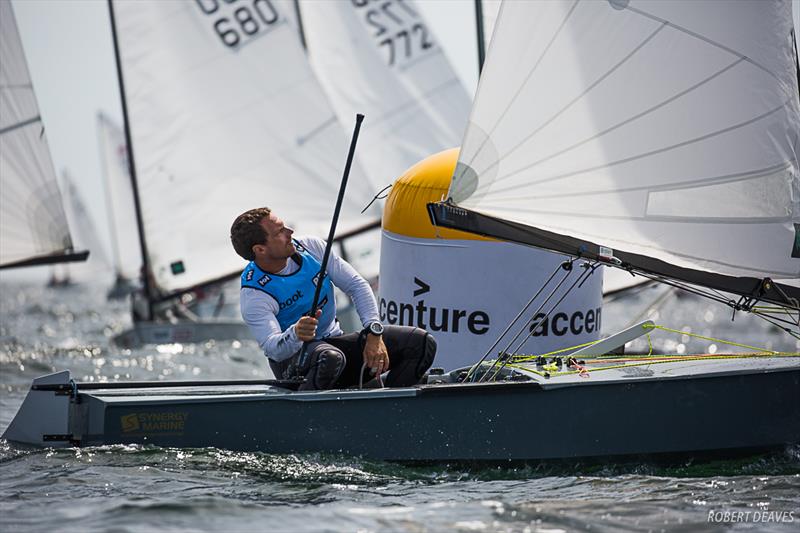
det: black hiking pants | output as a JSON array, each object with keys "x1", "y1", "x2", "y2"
[{"x1": 269, "y1": 325, "x2": 436, "y2": 391}]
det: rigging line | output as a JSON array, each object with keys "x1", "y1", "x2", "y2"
[
  {"x1": 473, "y1": 21, "x2": 668, "y2": 186},
  {"x1": 623, "y1": 268, "x2": 800, "y2": 319},
  {"x1": 476, "y1": 263, "x2": 580, "y2": 382},
  {"x1": 623, "y1": 285, "x2": 676, "y2": 330},
  {"x1": 465, "y1": 260, "x2": 567, "y2": 382},
  {"x1": 487, "y1": 263, "x2": 598, "y2": 382},
  {"x1": 484, "y1": 99, "x2": 792, "y2": 191},
  {"x1": 482, "y1": 159, "x2": 788, "y2": 201},
  {"x1": 0, "y1": 115, "x2": 40, "y2": 136},
  {"x1": 478, "y1": 260, "x2": 584, "y2": 382},
  {"x1": 626, "y1": 5, "x2": 783, "y2": 83},
  {"x1": 506, "y1": 263, "x2": 598, "y2": 358},
  {"x1": 455, "y1": 0, "x2": 580, "y2": 183},
  {"x1": 755, "y1": 316, "x2": 800, "y2": 338},
  {"x1": 478, "y1": 60, "x2": 754, "y2": 195}
]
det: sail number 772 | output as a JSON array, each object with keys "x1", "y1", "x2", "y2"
[{"x1": 352, "y1": 0, "x2": 435, "y2": 67}]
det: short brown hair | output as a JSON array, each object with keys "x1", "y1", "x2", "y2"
[{"x1": 230, "y1": 207, "x2": 271, "y2": 260}]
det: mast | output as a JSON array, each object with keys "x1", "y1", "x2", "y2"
[
  {"x1": 293, "y1": 0, "x2": 307, "y2": 50},
  {"x1": 107, "y1": 0, "x2": 154, "y2": 320},
  {"x1": 474, "y1": 0, "x2": 486, "y2": 74}
]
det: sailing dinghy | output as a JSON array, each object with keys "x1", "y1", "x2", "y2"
[
  {"x1": 105, "y1": 0, "x2": 381, "y2": 347},
  {"x1": 96, "y1": 112, "x2": 141, "y2": 300},
  {"x1": 3, "y1": 0, "x2": 799, "y2": 461},
  {"x1": 0, "y1": 1, "x2": 87, "y2": 271}
]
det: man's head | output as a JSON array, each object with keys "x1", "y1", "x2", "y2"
[{"x1": 230, "y1": 207, "x2": 295, "y2": 262}]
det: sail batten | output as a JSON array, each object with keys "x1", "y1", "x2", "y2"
[{"x1": 443, "y1": 0, "x2": 799, "y2": 295}]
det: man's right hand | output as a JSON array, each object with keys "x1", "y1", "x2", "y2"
[{"x1": 295, "y1": 309, "x2": 322, "y2": 341}]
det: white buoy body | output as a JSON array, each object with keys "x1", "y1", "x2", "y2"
[{"x1": 379, "y1": 149, "x2": 603, "y2": 370}]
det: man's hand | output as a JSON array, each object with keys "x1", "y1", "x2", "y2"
[
  {"x1": 295, "y1": 309, "x2": 322, "y2": 341},
  {"x1": 363, "y1": 333, "x2": 389, "y2": 374}
]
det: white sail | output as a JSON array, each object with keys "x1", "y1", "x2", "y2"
[
  {"x1": 96, "y1": 112, "x2": 141, "y2": 281},
  {"x1": 112, "y1": 0, "x2": 379, "y2": 294},
  {"x1": 0, "y1": 0, "x2": 74, "y2": 268},
  {"x1": 450, "y1": 0, "x2": 800, "y2": 286},
  {"x1": 60, "y1": 170, "x2": 111, "y2": 281},
  {"x1": 295, "y1": 0, "x2": 471, "y2": 188}
]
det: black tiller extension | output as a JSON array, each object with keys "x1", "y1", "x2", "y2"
[{"x1": 295, "y1": 113, "x2": 366, "y2": 375}]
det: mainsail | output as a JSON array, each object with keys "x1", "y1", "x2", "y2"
[
  {"x1": 294, "y1": 0, "x2": 471, "y2": 188},
  {"x1": 0, "y1": 1, "x2": 84, "y2": 269},
  {"x1": 96, "y1": 112, "x2": 141, "y2": 283},
  {"x1": 110, "y1": 0, "x2": 379, "y2": 296},
  {"x1": 431, "y1": 0, "x2": 800, "y2": 308}
]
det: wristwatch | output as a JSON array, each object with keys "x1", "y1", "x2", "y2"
[{"x1": 366, "y1": 321, "x2": 384, "y2": 337}]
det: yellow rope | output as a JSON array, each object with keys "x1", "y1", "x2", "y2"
[
  {"x1": 480, "y1": 322, "x2": 800, "y2": 380},
  {"x1": 506, "y1": 351, "x2": 800, "y2": 378},
  {"x1": 642, "y1": 323, "x2": 782, "y2": 355}
]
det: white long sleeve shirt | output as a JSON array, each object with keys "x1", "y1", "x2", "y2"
[{"x1": 240, "y1": 236, "x2": 379, "y2": 361}]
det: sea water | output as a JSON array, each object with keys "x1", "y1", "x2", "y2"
[{"x1": 1, "y1": 281, "x2": 798, "y2": 532}]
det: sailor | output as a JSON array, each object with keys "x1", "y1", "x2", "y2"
[{"x1": 231, "y1": 207, "x2": 436, "y2": 390}]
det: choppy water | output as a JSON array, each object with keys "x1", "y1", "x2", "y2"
[{"x1": 1, "y1": 281, "x2": 798, "y2": 532}]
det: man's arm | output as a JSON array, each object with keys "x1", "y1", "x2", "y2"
[
  {"x1": 299, "y1": 237, "x2": 387, "y2": 373},
  {"x1": 240, "y1": 288, "x2": 303, "y2": 361},
  {"x1": 301, "y1": 236, "x2": 379, "y2": 327}
]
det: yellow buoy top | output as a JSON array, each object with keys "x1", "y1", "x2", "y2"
[{"x1": 382, "y1": 148, "x2": 493, "y2": 241}]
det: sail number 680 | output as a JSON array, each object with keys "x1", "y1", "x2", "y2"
[{"x1": 195, "y1": 0, "x2": 279, "y2": 48}]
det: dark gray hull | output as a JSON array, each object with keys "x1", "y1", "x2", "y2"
[{"x1": 5, "y1": 360, "x2": 799, "y2": 462}]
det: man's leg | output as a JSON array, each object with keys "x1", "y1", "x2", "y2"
[
  {"x1": 270, "y1": 342, "x2": 347, "y2": 390},
  {"x1": 380, "y1": 326, "x2": 436, "y2": 387},
  {"x1": 295, "y1": 327, "x2": 437, "y2": 389},
  {"x1": 299, "y1": 341, "x2": 346, "y2": 390}
]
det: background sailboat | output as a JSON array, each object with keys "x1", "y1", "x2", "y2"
[
  {"x1": 57, "y1": 169, "x2": 111, "y2": 283},
  {"x1": 0, "y1": 0, "x2": 87, "y2": 272},
  {"x1": 295, "y1": 0, "x2": 471, "y2": 190},
  {"x1": 108, "y1": 0, "x2": 381, "y2": 346},
  {"x1": 96, "y1": 112, "x2": 141, "y2": 300}
]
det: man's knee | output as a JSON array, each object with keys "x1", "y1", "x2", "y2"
[
  {"x1": 420, "y1": 332, "x2": 436, "y2": 373},
  {"x1": 300, "y1": 346, "x2": 345, "y2": 390}
]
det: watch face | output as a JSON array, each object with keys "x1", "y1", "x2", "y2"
[{"x1": 369, "y1": 322, "x2": 384, "y2": 336}]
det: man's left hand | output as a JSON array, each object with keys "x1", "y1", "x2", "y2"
[{"x1": 363, "y1": 334, "x2": 389, "y2": 374}]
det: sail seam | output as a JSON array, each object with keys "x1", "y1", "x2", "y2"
[
  {"x1": 456, "y1": 0, "x2": 580, "y2": 184},
  {"x1": 478, "y1": 58, "x2": 746, "y2": 194},
  {"x1": 494, "y1": 100, "x2": 792, "y2": 190},
  {"x1": 474, "y1": 22, "x2": 668, "y2": 187},
  {"x1": 481, "y1": 161, "x2": 790, "y2": 202},
  {"x1": 626, "y1": 5, "x2": 781, "y2": 82}
]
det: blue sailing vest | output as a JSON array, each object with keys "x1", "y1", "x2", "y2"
[{"x1": 240, "y1": 240, "x2": 336, "y2": 337}]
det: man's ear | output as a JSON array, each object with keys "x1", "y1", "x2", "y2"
[{"x1": 252, "y1": 243, "x2": 265, "y2": 257}]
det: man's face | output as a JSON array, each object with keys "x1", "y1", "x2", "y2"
[{"x1": 256, "y1": 213, "x2": 295, "y2": 260}]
